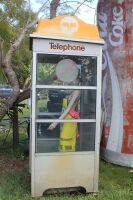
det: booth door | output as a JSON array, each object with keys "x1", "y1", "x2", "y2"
[{"x1": 35, "y1": 54, "x2": 97, "y2": 153}]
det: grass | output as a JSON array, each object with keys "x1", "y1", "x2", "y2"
[{"x1": 0, "y1": 146, "x2": 133, "y2": 200}]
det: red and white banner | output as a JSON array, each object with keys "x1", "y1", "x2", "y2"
[{"x1": 97, "y1": 0, "x2": 133, "y2": 166}]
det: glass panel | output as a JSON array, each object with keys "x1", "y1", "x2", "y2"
[
  {"x1": 36, "y1": 54, "x2": 97, "y2": 86},
  {"x1": 36, "y1": 89, "x2": 96, "y2": 120},
  {"x1": 36, "y1": 122, "x2": 95, "y2": 153}
]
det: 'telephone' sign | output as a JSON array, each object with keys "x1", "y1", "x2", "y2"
[{"x1": 49, "y1": 42, "x2": 85, "y2": 52}]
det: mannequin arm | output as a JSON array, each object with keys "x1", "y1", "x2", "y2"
[{"x1": 47, "y1": 90, "x2": 80, "y2": 130}]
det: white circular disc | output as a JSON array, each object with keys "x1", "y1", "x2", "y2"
[{"x1": 55, "y1": 59, "x2": 79, "y2": 83}]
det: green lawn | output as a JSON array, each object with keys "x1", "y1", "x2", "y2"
[{"x1": 0, "y1": 149, "x2": 133, "y2": 200}]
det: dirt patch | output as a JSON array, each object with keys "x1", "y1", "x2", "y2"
[{"x1": 0, "y1": 154, "x2": 28, "y2": 175}]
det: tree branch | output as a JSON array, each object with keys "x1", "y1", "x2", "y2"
[
  {"x1": 0, "y1": 0, "x2": 51, "y2": 120},
  {"x1": 73, "y1": 0, "x2": 88, "y2": 15},
  {"x1": 0, "y1": 37, "x2": 4, "y2": 66},
  {"x1": 50, "y1": 0, "x2": 60, "y2": 19},
  {"x1": 13, "y1": 88, "x2": 30, "y2": 107}
]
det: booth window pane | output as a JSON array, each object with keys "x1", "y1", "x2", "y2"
[
  {"x1": 35, "y1": 122, "x2": 95, "y2": 153},
  {"x1": 36, "y1": 89, "x2": 96, "y2": 120},
  {"x1": 36, "y1": 54, "x2": 97, "y2": 86}
]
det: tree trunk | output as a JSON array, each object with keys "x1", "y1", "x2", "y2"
[
  {"x1": 12, "y1": 107, "x2": 19, "y2": 150},
  {"x1": 0, "y1": 0, "x2": 61, "y2": 121},
  {"x1": 50, "y1": 0, "x2": 60, "y2": 18}
]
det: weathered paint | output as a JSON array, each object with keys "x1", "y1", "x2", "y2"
[
  {"x1": 34, "y1": 153, "x2": 95, "y2": 197},
  {"x1": 97, "y1": 0, "x2": 133, "y2": 166},
  {"x1": 33, "y1": 16, "x2": 103, "y2": 42}
]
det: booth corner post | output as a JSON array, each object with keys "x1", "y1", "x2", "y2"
[{"x1": 29, "y1": 15, "x2": 104, "y2": 197}]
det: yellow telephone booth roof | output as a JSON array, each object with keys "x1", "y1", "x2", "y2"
[{"x1": 31, "y1": 15, "x2": 104, "y2": 44}]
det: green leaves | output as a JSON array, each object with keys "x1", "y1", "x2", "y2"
[
  {"x1": 7, "y1": 103, "x2": 27, "y2": 119},
  {"x1": 0, "y1": 0, "x2": 34, "y2": 86},
  {"x1": 0, "y1": 22, "x2": 12, "y2": 41}
]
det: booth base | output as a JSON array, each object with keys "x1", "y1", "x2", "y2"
[
  {"x1": 31, "y1": 152, "x2": 98, "y2": 197},
  {"x1": 101, "y1": 147, "x2": 133, "y2": 168}
]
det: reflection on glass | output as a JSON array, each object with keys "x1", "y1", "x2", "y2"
[
  {"x1": 36, "y1": 89, "x2": 96, "y2": 120},
  {"x1": 36, "y1": 122, "x2": 95, "y2": 153},
  {"x1": 36, "y1": 54, "x2": 97, "y2": 86},
  {"x1": 35, "y1": 54, "x2": 97, "y2": 154}
]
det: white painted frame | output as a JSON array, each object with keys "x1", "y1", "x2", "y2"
[{"x1": 30, "y1": 38, "x2": 103, "y2": 196}]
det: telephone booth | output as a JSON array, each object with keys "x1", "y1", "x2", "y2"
[{"x1": 30, "y1": 16, "x2": 104, "y2": 197}]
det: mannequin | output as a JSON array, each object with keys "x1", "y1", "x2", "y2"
[{"x1": 47, "y1": 59, "x2": 80, "y2": 152}]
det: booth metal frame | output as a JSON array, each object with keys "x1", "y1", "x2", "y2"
[{"x1": 30, "y1": 33, "x2": 103, "y2": 197}]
